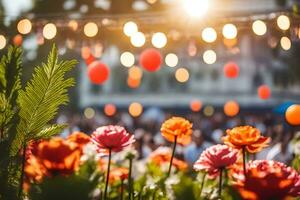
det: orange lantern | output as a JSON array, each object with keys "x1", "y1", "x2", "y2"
[
  {"x1": 140, "y1": 48, "x2": 162, "y2": 72},
  {"x1": 224, "y1": 62, "x2": 239, "y2": 79},
  {"x1": 104, "y1": 104, "x2": 117, "y2": 116},
  {"x1": 224, "y1": 101, "x2": 240, "y2": 117},
  {"x1": 258, "y1": 85, "x2": 271, "y2": 100},
  {"x1": 285, "y1": 105, "x2": 300, "y2": 125},
  {"x1": 190, "y1": 100, "x2": 202, "y2": 112},
  {"x1": 87, "y1": 61, "x2": 110, "y2": 84},
  {"x1": 13, "y1": 34, "x2": 23, "y2": 46}
]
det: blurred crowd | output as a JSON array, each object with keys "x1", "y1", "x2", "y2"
[{"x1": 57, "y1": 107, "x2": 297, "y2": 167}]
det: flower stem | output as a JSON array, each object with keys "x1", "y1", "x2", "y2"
[
  {"x1": 120, "y1": 179, "x2": 124, "y2": 200},
  {"x1": 199, "y1": 173, "x2": 206, "y2": 198},
  {"x1": 18, "y1": 143, "x2": 27, "y2": 199},
  {"x1": 128, "y1": 158, "x2": 133, "y2": 200},
  {"x1": 218, "y1": 168, "x2": 223, "y2": 197},
  {"x1": 104, "y1": 148, "x2": 112, "y2": 200},
  {"x1": 242, "y1": 146, "x2": 247, "y2": 178},
  {"x1": 167, "y1": 135, "x2": 177, "y2": 177}
]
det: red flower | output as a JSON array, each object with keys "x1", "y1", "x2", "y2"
[
  {"x1": 67, "y1": 132, "x2": 90, "y2": 151},
  {"x1": 109, "y1": 167, "x2": 129, "y2": 184},
  {"x1": 232, "y1": 160, "x2": 300, "y2": 200},
  {"x1": 91, "y1": 125, "x2": 135, "y2": 152},
  {"x1": 193, "y1": 144, "x2": 238, "y2": 177}
]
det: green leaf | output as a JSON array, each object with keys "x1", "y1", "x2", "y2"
[
  {"x1": 34, "y1": 124, "x2": 67, "y2": 140},
  {"x1": 10, "y1": 45, "x2": 77, "y2": 156}
]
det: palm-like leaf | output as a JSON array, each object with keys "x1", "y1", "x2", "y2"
[{"x1": 10, "y1": 45, "x2": 77, "y2": 155}]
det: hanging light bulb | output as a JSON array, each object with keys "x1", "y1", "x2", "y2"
[
  {"x1": 130, "y1": 32, "x2": 145, "y2": 47},
  {"x1": 17, "y1": 19, "x2": 32, "y2": 35},
  {"x1": 123, "y1": 21, "x2": 138, "y2": 37},
  {"x1": 43, "y1": 23, "x2": 57, "y2": 40},
  {"x1": 222, "y1": 24, "x2": 237, "y2": 39},
  {"x1": 84, "y1": 22, "x2": 98, "y2": 37},
  {"x1": 151, "y1": 32, "x2": 167, "y2": 48},
  {"x1": 203, "y1": 50, "x2": 217, "y2": 64},
  {"x1": 277, "y1": 15, "x2": 290, "y2": 31},
  {"x1": 202, "y1": 27, "x2": 217, "y2": 43},
  {"x1": 252, "y1": 20, "x2": 267, "y2": 36}
]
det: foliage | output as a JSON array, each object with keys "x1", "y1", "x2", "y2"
[{"x1": 0, "y1": 45, "x2": 76, "y2": 199}]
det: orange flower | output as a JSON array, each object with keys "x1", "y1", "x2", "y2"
[
  {"x1": 160, "y1": 117, "x2": 193, "y2": 145},
  {"x1": 223, "y1": 126, "x2": 270, "y2": 153},
  {"x1": 67, "y1": 132, "x2": 91, "y2": 150},
  {"x1": 25, "y1": 156, "x2": 49, "y2": 182},
  {"x1": 109, "y1": 167, "x2": 129, "y2": 184},
  {"x1": 149, "y1": 147, "x2": 188, "y2": 171},
  {"x1": 35, "y1": 137, "x2": 81, "y2": 175}
]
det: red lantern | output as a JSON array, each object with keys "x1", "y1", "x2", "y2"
[
  {"x1": 258, "y1": 85, "x2": 271, "y2": 100},
  {"x1": 85, "y1": 54, "x2": 96, "y2": 66},
  {"x1": 87, "y1": 61, "x2": 109, "y2": 84},
  {"x1": 224, "y1": 101, "x2": 240, "y2": 117},
  {"x1": 140, "y1": 48, "x2": 162, "y2": 72},
  {"x1": 285, "y1": 105, "x2": 300, "y2": 126},
  {"x1": 223, "y1": 62, "x2": 239, "y2": 78}
]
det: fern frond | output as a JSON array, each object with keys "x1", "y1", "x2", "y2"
[
  {"x1": 34, "y1": 124, "x2": 67, "y2": 140},
  {"x1": 10, "y1": 45, "x2": 77, "y2": 155}
]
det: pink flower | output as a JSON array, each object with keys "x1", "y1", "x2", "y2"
[
  {"x1": 232, "y1": 160, "x2": 300, "y2": 200},
  {"x1": 193, "y1": 144, "x2": 238, "y2": 177},
  {"x1": 91, "y1": 125, "x2": 135, "y2": 152}
]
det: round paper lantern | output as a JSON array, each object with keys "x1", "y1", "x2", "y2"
[
  {"x1": 104, "y1": 104, "x2": 117, "y2": 116},
  {"x1": 224, "y1": 101, "x2": 240, "y2": 117},
  {"x1": 85, "y1": 54, "x2": 96, "y2": 66},
  {"x1": 223, "y1": 62, "x2": 239, "y2": 78},
  {"x1": 258, "y1": 85, "x2": 271, "y2": 100},
  {"x1": 285, "y1": 105, "x2": 300, "y2": 126},
  {"x1": 139, "y1": 48, "x2": 162, "y2": 72},
  {"x1": 13, "y1": 34, "x2": 23, "y2": 46},
  {"x1": 87, "y1": 61, "x2": 109, "y2": 84},
  {"x1": 190, "y1": 100, "x2": 202, "y2": 112}
]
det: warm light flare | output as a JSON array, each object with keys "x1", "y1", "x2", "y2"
[
  {"x1": 123, "y1": 21, "x2": 138, "y2": 37},
  {"x1": 152, "y1": 32, "x2": 167, "y2": 48},
  {"x1": 130, "y1": 32, "x2": 145, "y2": 47},
  {"x1": 202, "y1": 27, "x2": 217, "y2": 43},
  {"x1": 222, "y1": 24, "x2": 237, "y2": 39},
  {"x1": 43, "y1": 23, "x2": 57, "y2": 40},
  {"x1": 183, "y1": 0, "x2": 209, "y2": 18}
]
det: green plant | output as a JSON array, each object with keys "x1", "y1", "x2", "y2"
[{"x1": 0, "y1": 45, "x2": 77, "y2": 199}]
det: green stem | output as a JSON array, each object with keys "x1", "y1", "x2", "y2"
[
  {"x1": 167, "y1": 136, "x2": 177, "y2": 177},
  {"x1": 120, "y1": 180, "x2": 124, "y2": 200},
  {"x1": 218, "y1": 168, "x2": 223, "y2": 197},
  {"x1": 242, "y1": 146, "x2": 247, "y2": 178},
  {"x1": 103, "y1": 148, "x2": 112, "y2": 200},
  {"x1": 199, "y1": 173, "x2": 206, "y2": 198},
  {"x1": 128, "y1": 158, "x2": 133, "y2": 200},
  {"x1": 18, "y1": 143, "x2": 27, "y2": 199}
]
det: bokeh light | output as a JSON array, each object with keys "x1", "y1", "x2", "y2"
[
  {"x1": 43, "y1": 23, "x2": 57, "y2": 40},
  {"x1": 68, "y1": 20, "x2": 78, "y2": 31},
  {"x1": 277, "y1": 15, "x2": 290, "y2": 31},
  {"x1": 128, "y1": 102, "x2": 143, "y2": 117},
  {"x1": 128, "y1": 66, "x2": 143, "y2": 80},
  {"x1": 224, "y1": 101, "x2": 240, "y2": 117},
  {"x1": 84, "y1": 22, "x2": 98, "y2": 37},
  {"x1": 203, "y1": 105, "x2": 214, "y2": 117},
  {"x1": 104, "y1": 104, "x2": 117, "y2": 116},
  {"x1": 203, "y1": 50, "x2": 217, "y2": 64},
  {"x1": 151, "y1": 32, "x2": 167, "y2": 48},
  {"x1": 120, "y1": 52, "x2": 135, "y2": 67},
  {"x1": 17, "y1": 19, "x2": 32, "y2": 35},
  {"x1": 13, "y1": 34, "x2": 23, "y2": 46},
  {"x1": 252, "y1": 20, "x2": 267, "y2": 36},
  {"x1": 202, "y1": 27, "x2": 217, "y2": 43},
  {"x1": 0, "y1": 35, "x2": 6, "y2": 50},
  {"x1": 84, "y1": 107, "x2": 95, "y2": 119},
  {"x1": 280, "y1": 37, "x2": 291, "y2": 51},
  {"x1": 130, "y1": 32, "x2": 145, "y2": 47},
  {"x1": 81, "y1": 46, "x2": 91, "y2": 59},
  {"x1": 127, "y1": 77, "x2": 141, "y2": 88},
  {"x1": 222, "y1": 24, "x2": 237, "y2": 39},
  {"x1": 123, "y1": 21, "x2": 138, "y2": 37},
  {"x1": 165, "y1": 53, "x2": 178, "y2": 67},
  {"x1": 183, "y1": 0, "x2": 209, "y2": 17},
  {"x1": 175, "y1": 68, "x2": 189, "y2": 83},
  {"x1": 190, "y1": 100, "x2": 202, "y2": 112}
]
